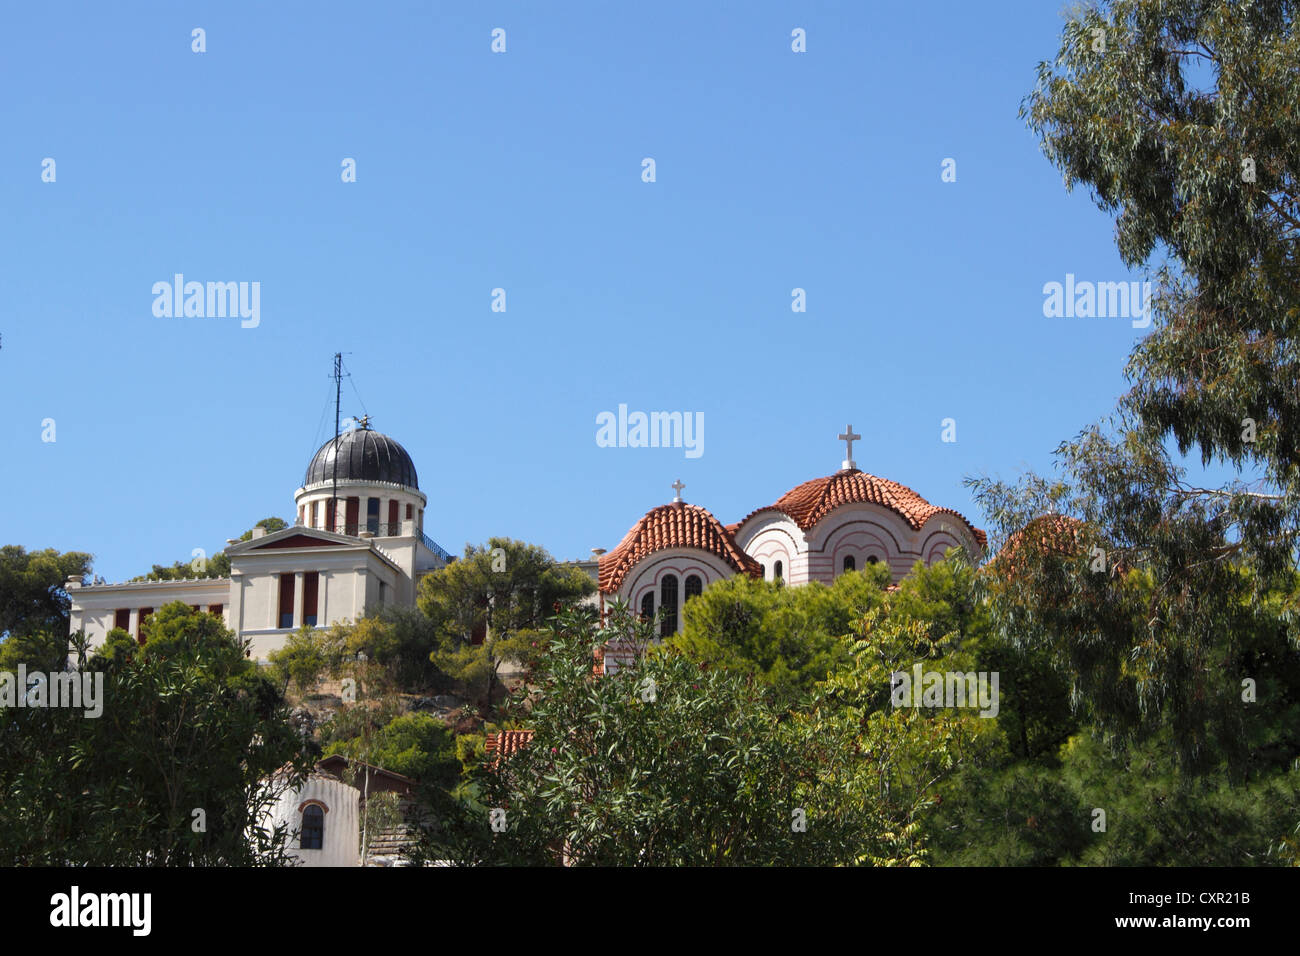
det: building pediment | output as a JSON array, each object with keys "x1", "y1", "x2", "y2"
[{"x1": 228, "y1": 527, "x2": 360, "y2": 553}]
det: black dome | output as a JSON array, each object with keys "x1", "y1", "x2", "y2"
[{"x1": 304, "y1": 428, "x2": 419, "y2": 489}]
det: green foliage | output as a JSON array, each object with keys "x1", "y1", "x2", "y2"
[
  {"x1": 933, "y1": 729, "x2": 1300, "y2": 867},
  {"x1": 326, "y1": 712, "x2": 459, "y2": 793},
  {"x1": 0, "y1": 544, "x2": 92, "y2": 640},
  {"x1": 341, "y1": 606, "x2": 448, "y2": 692},
  {"x1": 237, "y1": 517, "x2": 289, "y2": 542},
  {"x1": 0, "y1": 601, "x2": 313, "y2": 865},
  {"x1": 933, "y1": 0, "x2": 1300, "y2": 865},
  {"x1": 797, "y1": 604, "x2": 1002, "y2": 866},
  {"x1": 668, "y1": 564, "x2": 887, "y2": 704},
  {"x1": 417, "y1": 537, "x2": 594, "y2": 707},
  {"x1": 423, "y1": 602, "x2": 974, "y2": 866},
  {"x1": 0, "y1": 627, "x2": 70, "y2": 673},
  {"x1": 267, "y1": 626, "x2": 330, "y2": 696}
]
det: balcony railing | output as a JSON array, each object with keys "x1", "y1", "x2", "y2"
[{"x1": 418, "y1": 530, "x2": 455, "y2": 563}]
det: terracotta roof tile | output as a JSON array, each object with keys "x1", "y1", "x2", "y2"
[
  {"x1": 598, "y1": 502, "x2": 762, "y2": 593},
  {"x1": 739, "y1": 469, "x2": 987, "y2": 549},
  {"x1": 991, "y1": 514, "x2": 1107, "y2": 576},
  {"x1": 484, "y1": 729, "x2": 535, "y2": 760}
]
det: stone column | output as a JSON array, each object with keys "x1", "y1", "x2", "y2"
[
  {"x1": 353, "y1": 568, "x2": 366, "y2": 621},
  {"x1": 293, "y1": 570, "x2": 305, "y2": 629},
  {"x1": 318, "y1": 571, "x2": 328, "y2": 626},
  {"x1": 128, "y1": 608, "x2": 140, "y2": 642}
]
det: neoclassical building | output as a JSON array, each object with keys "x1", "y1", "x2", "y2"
[
  {"x1": 68, "y1": 422, "x2": 453, "y2": 660},
  {"x1": 596, "y1": 427, "x2": 986, "y2": 636}
]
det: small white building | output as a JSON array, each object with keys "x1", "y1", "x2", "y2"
[
  {"x1": 67, "y1": 422, "x2": 453, "y2": 660},
  {"x1": 259, "y1": 755, "x2": 418, "y2": 867}
]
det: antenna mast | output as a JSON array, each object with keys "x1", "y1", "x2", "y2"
[{"x1": 332, "y1": 352, "x2": 342, "y2": 531}]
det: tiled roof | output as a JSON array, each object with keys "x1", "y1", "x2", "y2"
[
  {"x1": 991, "y1": 514, "x2": 1094, "y2": 575},
  {"x1": 598, "y1": 502, "x2": 763, "y2": 593},
  {"x1": 739, "y1": 469, "x2": 987, "y2": 549},
  {"x1": 484, "y1": 730, "x2": 535, "y2": 761}
]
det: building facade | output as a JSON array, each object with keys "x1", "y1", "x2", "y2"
[{"x1": 67, "y1": 423, "x2": 453, "y2": 660}]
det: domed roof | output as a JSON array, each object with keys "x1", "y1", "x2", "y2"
[
  {"x1": 740, "y1": 468, "x2": 987, "y2": 548},
  {"x1": 598, "y1": 501, "x2": 762, "y2": 593},
  {"x1": 304, "y1": 427, "x2": 418, "y2": 489}
]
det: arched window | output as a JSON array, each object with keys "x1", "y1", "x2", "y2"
[
  {"x1": 867, "y1": 555, "x2": 879, "y2": 565},
  {"x1": 684, "y1": 574, "x2": 702, "y2": 604},
  {"x1": 660, "y1": 575, "x2": 678, "y2": 637},
  {"x1": 774, "y1": 560, "x2": 783, "y2": 582},
  {"x1": 843, "y1": 555, "x2": 856, "y2": 573},
  {"x1": 301, "y1": 804, "x2": 325, "y2": 850},
  {"x1": 640, "y1": 591, "x2": 655, "y2": 621}
]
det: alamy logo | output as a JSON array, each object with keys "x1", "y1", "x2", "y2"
[
  {"x1": 0, "y1": 665, "x2": 104, "y2": 718},
  {"x1": 50, "y1": 886, "x2": 151, "y2": 936},
  {"x1": 596, "y1": 404, "x2": 704, "y2": 459},
  {"x1": 1042, "y1": 273, "x2": 1152, "y2": 328},
  {"x1": 891, "y1": 665, "x2": 999, "y2": 718},
  {"x1": 152, "y1": 274, "x2": 260, "y2": 328}
]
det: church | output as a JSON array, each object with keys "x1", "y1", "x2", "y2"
[
  {"x1": 596, "y1": 425, "x2": 987, "y2": 639},
  {"x1": 67, "y1": 420, "x2": 985, "y2": 659}
]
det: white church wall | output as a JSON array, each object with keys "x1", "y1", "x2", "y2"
[
  {"x1": 916, "y1": 514, "x2": 979, "y2": 565},
  {"x1": 804, "y1": 504, "x2": 916, "y2": 585},
  {"x1": 734, "y1": 514, "x2": 804, "y2": 583},
  {"x1": 261, "y1": 773, "x2": 360, "y2": 868},
  {"x1": 620, "y1": 549, "x2": 737, "y2": 634}
]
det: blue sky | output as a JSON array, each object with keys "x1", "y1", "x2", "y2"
[{"x1": 2, "y1": 1, "x2": 1163, "y2": 582}]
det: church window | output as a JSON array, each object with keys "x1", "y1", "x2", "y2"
[
  {"x1": 843, "y1": 556, "x2": 856, "y2": 574},
  {"x1": 774, "y1": 561, "x2": 783, "y2": 582},
  {"x1": 659, "y1": 575, "x2": 678, "y2": 637},
  {"x1": 208, "y1": 604, "x2": 223, "y2": 617},
  {"x1": 684, "y1": 574, "x2": 702, "y2": 603},
  {"x1": 388, "y1": 499, "x2": 399, "y2": 533},
  {"x1": 345, "y1": 497, "x2": 360, "y2": 535},
  {"x1": 303, "y1": 572, "x2": 319, "y2": 627},
  {"x1": 640, "y1": 591, "x2": 655, "y2": 621},
  {"x1": 326, "y1": 498, "x2": 337, "y2": 533},
  {"x1": 366, "y1": 497, "x2": 380, "y2": 534},
  {"x1": 298, "y1": 505, "x2": 305, "y2": 525},
  {"x1": 406, "y1": 503, "x2": 413, "y2": 520},
  {"x1": 300, "y1": 805, "x2": 324, "y2": 850},
  {"x1": 867, "y1": 555, "x2": 879, "y2": 565},
  {"x1": 114, "y1": 608, "x2": 130, "y2": 632},
  {"x1": 310, "y1": 501, "x2": 319, "y2": 528},
  {"x1": 278, "y1": 574, "x2": 295, "y2": 629}
]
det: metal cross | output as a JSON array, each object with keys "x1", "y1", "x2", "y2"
[
  {"x1": 838, "y1": 425, "x2": 861, "y2": 470},
  {"x1": 671, "y1": 479, "x2": 685, "y2": 502}
]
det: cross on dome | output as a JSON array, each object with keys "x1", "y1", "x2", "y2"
[
  {"x1": 671, "y1": 479, "x2": 685, "y2": 503},
  {"x1": 838, "y1": 425, "x2": 861, "y2": 471}
]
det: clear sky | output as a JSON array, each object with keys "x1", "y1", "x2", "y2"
[{"x1": 1, "y1": 1, "x2": 1162, "y2": 583}]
